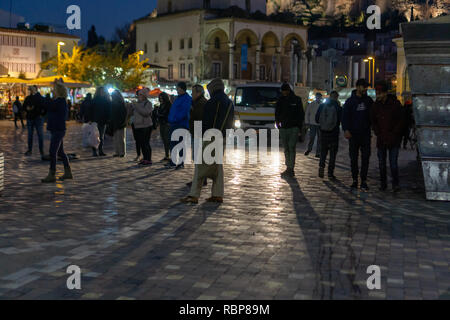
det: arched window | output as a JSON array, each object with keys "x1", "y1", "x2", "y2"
[
  {"x1": 214, "y1": 37, "x2": 220, "y2": 49},
  {"x1": 144, "y1": 43, "x2": 148, "y2": 54},
  {"x1": 168, "y1": 40, "x2": 172, "y2": 51},
  {"x1": 188, "y1": 38, "x2": 193, "y2": 49}
]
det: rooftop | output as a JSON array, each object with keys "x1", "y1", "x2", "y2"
[{"x1": 0, "y1": 27, "x2": 80, "y2": 39}]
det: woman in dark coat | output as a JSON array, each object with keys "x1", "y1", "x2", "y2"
[
  {"x1": 42, "y1": 80, "x2": 73, "y2": 183},
  {"x1": 111, "y1": 90, "x2": 128, "y2": 157},
  {"x1": 157, "y1": 92, "x2": 172, "y2": 161}
]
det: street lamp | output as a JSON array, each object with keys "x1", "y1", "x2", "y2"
[
  {"x1": 364, "y1": 59, "x2": 370, "y2": 87},
  {"x1": 368, "y1": 57, "x2": 375, "y2": 88},
  {"x1": 57, "y1": 41, "x2": 66, "y2": 75}
]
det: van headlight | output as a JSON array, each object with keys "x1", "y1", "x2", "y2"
[{"x1": 234, "y1": 120, "x2": 241, "y2": 128}]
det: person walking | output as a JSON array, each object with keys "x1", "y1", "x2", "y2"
[
  {"x1": 180, "y1": 79, "x2": 234, "y2": 204},
  {"x1": 316, "y1": 91, "x2": 343, "y2": 180},
  {"x1": 275, "y1": 82, "x2": 305, "y2": 178},
  {"x1": 41, "y1": 80, "x2": 73, "y2": 183},
  {"x1": 187, "y1": 84, "x2": 208, "y2": 188},
  {"x1": 371, "y1": 81, "x2": 405, "y2": 192},
  {"x1": 13, "y1": 96, "x2": 25, "y2": 129},
  {"x1": 342, "y1": 79, "x2": 374, "y2": 191},
  {"x1": 157, "y1": 92, "x2": 172, "y2": 161},
  {"x1": 166, "y1": 82, "x2": 191, "y2": 169},
  {"x1": 89, "y1": 87, "x2": 111, "y2": 157},
  {"x1": 80, "y1": 93, "x2": 92, "y2": 123},
  {"x1": 110, "y1": 90, "x2": 128, "y2": 158},
  {"x1": 304, "y1": 92, "x2": 322, "y2": 157},
  {"x1": 129, "y1": 88, "x2": 153, "y2": 166},
  {"x1": 23, "y1": 85, "x2": 46, "y2": 159}
]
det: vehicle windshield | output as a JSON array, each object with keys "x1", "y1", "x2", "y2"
[{"x1": 235, "y1": 87, "x2": 280, "y2": 108}]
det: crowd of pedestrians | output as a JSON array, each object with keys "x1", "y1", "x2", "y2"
[
  {"x1": 277, "y1": 78, "x2": 411, "y2": 193},
  {"x1": 17, "y1": 76, "x2": 414, "y2": 198}
]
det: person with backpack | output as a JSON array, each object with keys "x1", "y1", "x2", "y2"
[
  {"x1": 371, "y1": 81, "x2": 405, "y2": 192},
  {"x1": 275, "y1": 82, "x2": 305, "y2": 178},
  {"x1": 315, "y1": 91, "x2": 342, "y2": 180},
  {"x1": 342, "y1": 79, "x2": 374, "y2": 191},
  {"x1": 13, "y1": 96, "x2": 25, "y2": 129},
  {"x1": 180, "y1": 78, "x2": 234, "y2": 204}
]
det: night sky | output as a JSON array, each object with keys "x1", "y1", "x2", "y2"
[{"x1": 0, "y1": 0, "x2": 158, "y2": 42}]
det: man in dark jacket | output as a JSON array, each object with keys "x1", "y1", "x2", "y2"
[
  {"x1": 88, "y1": 89, "x2": 111, "y2": 156},
  {"x1": 181, "y1": 78, "x2": 234, "y2": 204},
  {"x1": 315, "y1": 91, "x2": 342, "y2": 180},
  {"x1": 80, "y1": 93, "x2": 92, "y2": 123},
  {"x1": 187, "y1": 84, "x2": 208, "y2": 188},
  {"x1": 23, "y1": 85, "x2": 46, "y2": 159},
  {"x1": 342, "y1": 79, "x2": 374, "y2": 191},
  {"x1": 275, "y1": 82, "x2": 304, "y2": 178},
  {"x1": 371, "y1": 81, "x2": 405, "y2": 192}
]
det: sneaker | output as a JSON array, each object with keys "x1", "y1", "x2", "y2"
[
  {"x1": 25, "y1": 150, "x2": 32, "y2": 156},
  {"x1": 304, "y1": 150, "x2": 311, "y2": 156},
  {"x1": 350, "y1": 181, "x2": 358, "y2": 190},
  {"x1": 139, "y1": 160, "x2": 153, "y2": 166},
  {"x1": 175, "y1": 164, "x2": 184, "y2": 170},
  {"x1": 360, "y1": 182, "x2": 369, "y2": 191},
  {"x1": 134, "y1": 155, "x2": 141, "y2": 162},
  {"x1": 99, "y1": 152, "x2": 107, "y2": 157},
  {"x1": 165, "y1": 162, "x2": 177, "y2": 169}
]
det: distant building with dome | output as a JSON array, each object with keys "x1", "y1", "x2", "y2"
[{"x1": 135, "y1": 0, "x2": 309, "y2": 86}]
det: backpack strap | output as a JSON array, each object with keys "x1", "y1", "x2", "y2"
[{"x1": 212, "y1": 101, "x2": 233, "y2": 132}]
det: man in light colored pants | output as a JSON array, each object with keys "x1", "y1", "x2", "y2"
[
  {"x1": 113, "y1": 127, "x2": 126, "y2": 157},
  {"x1": 188, "y1": 163, "x2": 224, "y2": 200}
]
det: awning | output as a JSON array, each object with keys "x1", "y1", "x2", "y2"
[
  {"x1": 0, "y1": 77, "x2": 28, "y2": 84},
  {"x1": 29, "y1": 76, "x2": 91, "y2": 88}
]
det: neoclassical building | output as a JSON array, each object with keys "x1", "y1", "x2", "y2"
[{"x1": 135, "y1": 0, "x2": 308, "y2": 85}]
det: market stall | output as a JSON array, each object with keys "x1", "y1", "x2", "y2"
[{"x1": 0, "y1": 77, "x2": 27, "y2": 119}]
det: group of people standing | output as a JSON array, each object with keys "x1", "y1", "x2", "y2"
[{"x1": 278, "y1": 78, "x2": 409, "y2": 193}]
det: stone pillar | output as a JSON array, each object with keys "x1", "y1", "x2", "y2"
[
  {"x1": 402, "y1": 19, "x2": 450, "y2": 201},
  {"x1": 347, "y1": 56, "x2": 353, "y2": 88},
  {"x1": 360, "y1": 60, "x2": 366, "y2": 80},
  {"x1": 276, "y1": 47, "x2": 282, "y2": 82},
  {"x1": 301, "y1": 51, "x2": 308, "y2": 86},
  {"x1": 229, "y1": 42, "x2": 235, "y2": 81},
  {"x1": 255, "y1": 44, "x2": 261, "y2": 81}
]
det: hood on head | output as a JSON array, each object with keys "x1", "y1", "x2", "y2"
[{"x1": 207, "y1": 78, "x2": 225, "y2": 95}]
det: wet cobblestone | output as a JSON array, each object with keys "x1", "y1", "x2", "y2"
[{"x1": 0, "y1": 120, "x2": 448, "y2": 300}]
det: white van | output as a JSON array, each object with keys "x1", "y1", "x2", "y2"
[{"x1": 232, "y1": 83, "x2": 283, "y2": 130}]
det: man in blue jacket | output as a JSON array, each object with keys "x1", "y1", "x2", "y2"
[
  {"x1": 167, "y1": 82, "x2": 192, "y2": 169},
  {"x1": 342, "y1": 79, "x2": 374, "y2": 191}
]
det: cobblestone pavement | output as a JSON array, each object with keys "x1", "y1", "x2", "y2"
[{"x1": 0, "y1": 120, "x2": 448, "y2": 300}]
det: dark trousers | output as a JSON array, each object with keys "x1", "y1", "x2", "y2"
[
  {"x1": 349, "y1": 135, "x2": 371, "y2": 182},
  {"x1": 49, "y1": 130, "x2": 69, "y2": 171},
  {"x1": 132, "y1": 123, "x2": 141, "y2": 157},
  {"x1": 160, "y1": 122, "x2": 170, "y2": 158},
  {"x1": 27, "y1": 117, "x2": 44, "y2": 154},
  {"x1": 377, "y1": 146, "x2": 400, "y2": 187},
  {"x1": 92, "y1": 123, "x2": 106, "y2": 154},
  {"x1": 135, "y1": 126, "x2": 152, "y2": 161},
  {"x1": 319, "y1": 131, "x2": 339, "y2": 174},
  {"x1": 169, "y1": 125, "x2": 187, "y2": 166},
  {"x1": 14, "y1": 112, "x2": 25, "y2": 128}
]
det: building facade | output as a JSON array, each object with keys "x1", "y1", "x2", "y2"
[
  {"x1": 135, "y1": 0, "x2": 308, "y2": 85},
  {"x1": 0, "y1": 27, "x2": 79, "y2": 79}
]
